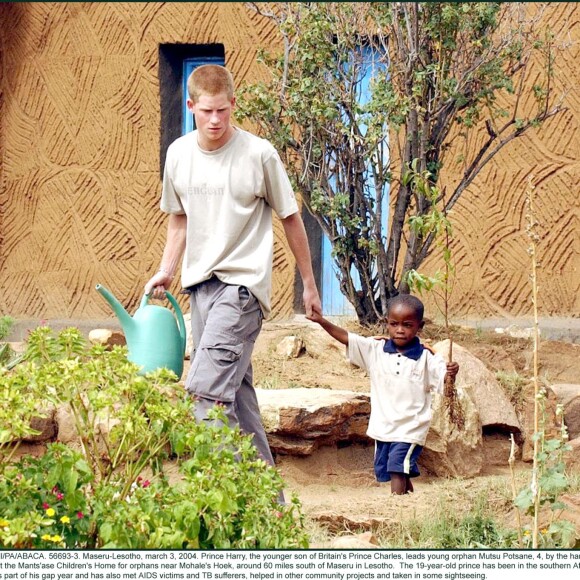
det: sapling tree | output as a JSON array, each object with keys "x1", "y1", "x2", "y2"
[
  {"x1": 236, "y1": 2, "x2": 567, "y2": 325},
  {"x1": 405, "y1": 166, "x2": 464, "y2": 428}
]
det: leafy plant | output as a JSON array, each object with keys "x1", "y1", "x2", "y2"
[
  {"x1": 0, "y1": 327, "x2": 308, "y2": 549},
  {"x1": 511, "y1": 177, "x2": 574, "y2": 549},
  {"x1": 237, "y1": 2, "x2": 567, "y2": 325},
  {"x1": 0, "y1": 315, "x2": 14, "y2": 340}
]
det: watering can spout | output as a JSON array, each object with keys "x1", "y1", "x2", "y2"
[{"x1": 95, "y1": 284, "x2": 135, "y2": 333}]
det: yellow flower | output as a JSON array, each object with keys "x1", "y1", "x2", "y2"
[
  {"x1": 50, "y1": 535, "x2": 63, "y2": 543},
  {"x1": 60, "y1": 516, "x2": 70, "y2": 524},
  {"x1": 0, "y1": 518, "x2": 9, "y2": 528},
  {"x1": 45, "y1": 508, "x2": 55, "y2": 517},
  {"x1": 41, "y1": 534, "x2": 52, "y2": 541}
]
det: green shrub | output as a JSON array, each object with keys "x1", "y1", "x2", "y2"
[
  {"x1": 0, "y1": 315, "x2": 14, "y2": 340},
  {"x1": 0, "y1": 327, "x2": 308, "y2": 549}
]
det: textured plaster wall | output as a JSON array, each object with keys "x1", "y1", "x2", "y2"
[
  {"x1": 0, "y1": 2, "x2": 297, "y2": 320},
  {"x1": 0, "y1": 2, "x2": 578, "y2": 321}
]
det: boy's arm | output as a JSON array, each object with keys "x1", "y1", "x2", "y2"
[{"x1": 307, "y1": 312, "x2": 349, "y2": 346}]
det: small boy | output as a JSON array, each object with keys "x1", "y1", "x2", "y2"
[{"x1": 307, "y1": 294, "x2": 459, "y2": 494}]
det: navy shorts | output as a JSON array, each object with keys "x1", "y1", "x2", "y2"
[{"x1": 374, "y1": 441, "x2": 423, "y2": 482}]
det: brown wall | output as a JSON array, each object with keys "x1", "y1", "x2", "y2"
[
  {"x1": 432, "y1": 2, "x2": 580, "y2": 319},
  {"x1": 0, "y1": 2, "x2": 578, "y2": 323},
  {"x1": 0, "y1": 1, "x2": 298, "y2": 321}
]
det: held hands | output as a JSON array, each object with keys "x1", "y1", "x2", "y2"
[
  {"x1": 446, "y1": 361, "x2": 459, "y2": 379},
  {"x1": 303, "y1": 285, "x2": 322, "y2": 320},
  {"x1": 306, "y1": 309, "x2": 324, "y2": 325}
]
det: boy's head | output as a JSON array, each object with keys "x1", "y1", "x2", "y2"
[
  {"x1": 386, "y1": 294, "x2": 425, "y2": 348},
  {"x1": 187, "y1": 64, "x2": 235, "y2": 103}
]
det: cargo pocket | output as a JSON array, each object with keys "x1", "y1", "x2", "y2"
[{"x1": 186, "y1": 332, "x2": 244, "y2": 403}]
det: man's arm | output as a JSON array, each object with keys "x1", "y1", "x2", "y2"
[
  {"x1": 144, "y1": 213, "x2": 187, "y2": 298},
  {"x1": 281, "y1": 211, "x2": 322, "y2": 318}
]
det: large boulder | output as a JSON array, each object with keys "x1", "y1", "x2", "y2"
[
  {"x1": 258, "y1": 382, "x2": 484, "y2": 478},
  {"x1": 257, "y1": 388, "x2": 371, "y2": 455},
  {"x1": 433, "y1": 340, "x2": 521, "y2": 433},
  {"x1": 421, "y1": 390, "x2": 483, "y2": 478}
]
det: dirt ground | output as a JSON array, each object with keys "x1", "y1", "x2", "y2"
[{"x1": 251, "y1": 317, "x2": 580, "y2": 542}]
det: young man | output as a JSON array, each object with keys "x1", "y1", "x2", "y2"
[
  {"x1": 145, "y1": 65, "x2": 321, "y2": 468},
  {"x1": 307, "y1": 294, "x2": 459, "y2": 494}
]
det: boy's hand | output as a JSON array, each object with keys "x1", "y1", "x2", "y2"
[
  {"x1": 306, "y1": 310, "x2": 324, "y2": 324},
  {"x1": 446, "y1": 361, "x2": 459, "y2": 378}
]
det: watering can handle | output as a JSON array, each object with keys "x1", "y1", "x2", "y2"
[{"x1": 141, "y1": 292, "x2": 187, "y2": 355}]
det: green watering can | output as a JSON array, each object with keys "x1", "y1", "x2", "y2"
[{"x1": 95, "y1": 284, "x2": 186, "y2": 379}]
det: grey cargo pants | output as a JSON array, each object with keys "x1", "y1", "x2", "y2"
[{"x1": 184, "y1": 277, "x2": 276, "y2": 466}]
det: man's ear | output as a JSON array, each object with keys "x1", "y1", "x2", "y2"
[
  {"x1": 186, "y1": 98, "x2": 195, "y2": 113},
  {"x1": 419, "y1": 320, "x2": 425, "y2": 331}
]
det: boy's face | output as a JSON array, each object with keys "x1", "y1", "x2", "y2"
[
  {"x1": 187, "y1": 91, "x2": 235, "y2": 151},
  {"x1": 386, "y1": 304, "x2": 424, "y2": 349}
]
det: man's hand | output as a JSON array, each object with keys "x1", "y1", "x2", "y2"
[
  {"x1": 303, "y1": 284, "x2": 322, "y2": 319},
  {"x1": 144, "y1": 270, "x2": 174, "y2": 300}
]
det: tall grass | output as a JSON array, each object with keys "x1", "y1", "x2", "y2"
[{"x1": 0, "y1": 316, "x2": 14, "y2": 341}]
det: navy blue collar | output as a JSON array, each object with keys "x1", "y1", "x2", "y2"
[{"x1": 383, "y1": 336, "x2": 424, "y2": 360}]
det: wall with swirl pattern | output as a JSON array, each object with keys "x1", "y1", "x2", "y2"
[{"x1": 0, "y1": 3, "x2": 578, "y2": 322}]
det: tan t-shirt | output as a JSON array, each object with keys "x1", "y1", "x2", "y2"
[{"x1": 161, "y1": 128, "x2": 298, "y2": 317}]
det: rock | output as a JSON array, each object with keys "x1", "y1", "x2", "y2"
[
  {"x1": 330, "y1": 532, "x2": 379, "y2": 549},
  {"x1": 22, "y1": 406, "x2": 57, "y2": 443},
  {"x1": 257, "y1": 388, "x2": 371, "y2": 455},
  {"x1": 88, "y1": 329, "x2": 126, "y2": 347},
  {"x1": 276, "y1": 336, "x2": 305, "y2": 359},
  {"x1": 549, "y1": 384, "x2": 580, "y2": 440},
  {"x1": 482, "y1": 432, "x2": 516, "y2": 467},
  {"x1": 258, "y1": 383, "x2": 483, "y2": 478},
  {"x1": 421, "y1": 389, "x2": 483, "y2": 478},
  {"x1": 433, "y1": 340, "x2": 521, "y2": 433},
  {"x1": 565, "y1": 438, "x2": 580, "y2": 473},
  {"x1": 550, "y1": 384, "x2": 580, "y2": 408},
  {"x1": 55, "y1": 405, "x2": 78, "y2": 445},
  {"x1": 494, "y1": 326, "x2": 539, "y2": 339},
  {"x1": 55, "y1": 400, "x2": 120, "y2": 451},
  {"x1": 564, "y1": 398, "x2": 580, "y2": 441},
  {"x1": 6, "y1": 341, "x2": 26, "y2": 355}
]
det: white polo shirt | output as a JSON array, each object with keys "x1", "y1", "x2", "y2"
[{"x1": 348, "y1": 333, "x2": 447, "y2": 445}]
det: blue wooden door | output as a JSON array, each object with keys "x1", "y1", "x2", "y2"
[
  {"x1": 321, "y1": 48, "x2": 389, "y2": 315},
  {"x1": 182, "y1": 56, "x2": 225, "y2": 135}
]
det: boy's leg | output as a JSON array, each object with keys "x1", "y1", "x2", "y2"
[
  {"x1": 389, "y1": 473, "x2": 407, "y2": 495},
  {"x1": 383, "y1": 442, "x2": 423, "y2": 494},
  {"x1": 373, "y1": 441, "x2": 392, "y2": 483}
]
